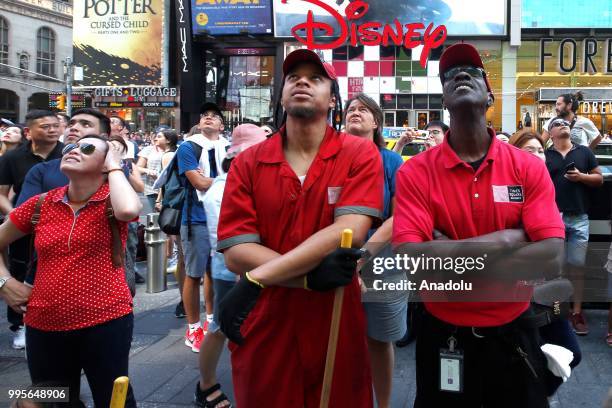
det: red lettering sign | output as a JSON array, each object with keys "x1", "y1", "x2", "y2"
[{"x1": 284, "y1": 0, "x2": 447, "y2": 68}]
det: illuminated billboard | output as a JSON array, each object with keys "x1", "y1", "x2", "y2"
[
  {"x1": 191, "y1": 0, "x2": 273, "y2": 35},
  {"x1": 273, "y1": 0, "x2": 507, "y2": 38},
  {"x1": 73, "y1": 0, "x2": 165, "y2": 86},
  {"x1": 523, "y1": 0, "x2": 612, "y2": 29}
]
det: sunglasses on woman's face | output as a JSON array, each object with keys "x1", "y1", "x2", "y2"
[{"x1": 62, "y1": 142, "x2": 96, "y2": 156}]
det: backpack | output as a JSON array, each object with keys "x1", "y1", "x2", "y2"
[{"x1": 158, "y1": 141, "x2": 203, "y2": 236}]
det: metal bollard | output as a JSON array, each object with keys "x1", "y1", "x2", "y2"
[{"x1": 144, "y1": 213, "x2": 167, "y2": 293}]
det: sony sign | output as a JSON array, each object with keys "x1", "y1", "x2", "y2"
[{"x1": 540, "y1": 37, "x2": 612, "y2": 74}]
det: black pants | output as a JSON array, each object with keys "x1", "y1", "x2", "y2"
[
  {"x1": 6, "y1": 237, "x2": 28, "y2": 330},
  {"x1": 26, "y1": 313, "x2": 136, "y2": 408},
  {"x1": 414, "y1": 309, "x2": 549, "y2": 408}
]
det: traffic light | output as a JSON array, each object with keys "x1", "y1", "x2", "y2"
[{"x1": 57, "y1": 94, "x2": 66, "y2": 111}]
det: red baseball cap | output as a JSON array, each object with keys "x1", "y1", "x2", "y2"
[
  {"x1": 282, "y1": 49, "x2": 337, "y2": 80},
  {"x1": 439, "y1": 43, "x2": 493, "y2": 96}
]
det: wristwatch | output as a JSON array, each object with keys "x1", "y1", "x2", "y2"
[{"x1": 0, "y1": 276, "x2": 13, "y2": 291}]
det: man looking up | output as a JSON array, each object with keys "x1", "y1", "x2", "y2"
[
  {"x1": 393, "y1": 43, "x2": 565, "y2": 407},
  {"x1": 545, "y1": 117, "x2": 602, "y2": 336},
  {"x1": 542, "y1": 92, "x2": 601, "y2": 150},
  {"x1": 0, "y1": 110, "x2": 63, "y2": 349},
  {"x1": 179, "y1": 102, "x2": 229, "y2": 353},
  {"x1": 216, "y1": 49, "x2": 383, "y2": 407}
]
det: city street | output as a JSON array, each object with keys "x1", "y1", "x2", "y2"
[{"x1": 1, "y1": 269, "x2": 610, "y2": 407}]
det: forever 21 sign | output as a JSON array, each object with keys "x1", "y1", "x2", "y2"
[{"x1": 540, "y1": 38, "x2": 612, "y2": 74}]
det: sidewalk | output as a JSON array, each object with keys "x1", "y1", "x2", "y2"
[{"x1": 1, "y1": 265, "x2": 611, "y2": 407}]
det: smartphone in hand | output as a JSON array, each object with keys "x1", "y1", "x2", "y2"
[{"x1": 564, "y1": 162, "x2": 576, "y2": 174}]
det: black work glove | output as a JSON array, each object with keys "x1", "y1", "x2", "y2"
[
  {"x1": 219, "y1": 276, "x2": 262, "y2": 345},
  {"x1": 306, "y1": 247, "x2": 363, "y2": 291}
]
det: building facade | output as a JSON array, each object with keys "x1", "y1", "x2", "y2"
[{"x1": 0, "y1": 0, "x2": 72, "y2": 123}]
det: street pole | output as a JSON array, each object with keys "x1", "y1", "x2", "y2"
[{"x1": 65, "y1": 57, "x2": 73, "y2": 116}]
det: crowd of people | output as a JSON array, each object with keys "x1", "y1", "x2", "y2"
[{"x1": 0, "y1": 43, "x2": 611, "y2": 408}]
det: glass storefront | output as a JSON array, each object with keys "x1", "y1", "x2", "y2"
[
  {"x1": 215, "y1": 54, "x2": 275, "y2": 129},
  {"x1": 516, "y1": 39, "x2": 612, "y2": 133}
]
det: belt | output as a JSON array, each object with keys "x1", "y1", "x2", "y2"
[{"x1": 427, "y1": 307, "x2": 550, "y2": 339}]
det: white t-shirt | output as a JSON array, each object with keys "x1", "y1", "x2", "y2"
[
  {"x1": 544, "y1": 116, "x2": 600, "y2": 146},
  {"x1": 138, "y1": 145, "x2": 164, "y2": 195}
]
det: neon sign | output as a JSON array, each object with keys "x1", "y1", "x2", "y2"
[{"x1": 283, "y1": 0, "x2": 447, "y2": 68}]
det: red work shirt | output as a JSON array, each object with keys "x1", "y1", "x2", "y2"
[
  {"x1": 217, "y1": 125, "x2": 383, "y2": 407},
  {"x1": 393, "y1": 129, "x2": 564, "y2": 327},
  {"x1": 10, "y1": 184, "x2": 133, "y2": 331}
]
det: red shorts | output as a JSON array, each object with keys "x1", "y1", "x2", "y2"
[{"x1": 229, "y1": 277, "x2": 373, "y2": 407}]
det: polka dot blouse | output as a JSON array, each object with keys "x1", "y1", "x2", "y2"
[{"x1": 9, "y1": 183, "x2": 133, "y2": 331}]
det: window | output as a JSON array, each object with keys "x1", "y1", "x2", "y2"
[
  {"x1": 36, "y1": 27, "x2": 55, "y2": 77},
  {"x1": 0, "y1": 17, "x2": 8, "y2": 73},
  {"x1": 19, "y1": 53, "x2": 29, "y2": 71}
]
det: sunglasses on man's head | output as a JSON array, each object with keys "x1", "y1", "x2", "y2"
[
  {"x1": 550, "y1": 120, "x2": 571, "y2": 129},
  {"x1": 62, "y1": 143, "x2": 96, "y2": 156},
  {"x1": 442, "y1": 66, "x2": 486, "y2": 83}
]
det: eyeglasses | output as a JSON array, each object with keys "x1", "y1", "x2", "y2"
[
  {"x1": 200, "y1": 112, "x2": 223, "y2": 121},
  {"x1": 442, "y1": 66, "x2": 486, "y2": 83},
  {"x1": 549, "y1": 120, "x2": 571, "y2": 129},
  {"x1": 62, "y1": 143, "x2": 96, "y2": 156}
]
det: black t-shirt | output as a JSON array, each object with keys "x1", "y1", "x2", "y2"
[
  {"x1": 0, "y1": 141, "x2": 64, "y2": 205},
  {"x1": 545, "y1": 143, "x2": 598, "y2": 214}
]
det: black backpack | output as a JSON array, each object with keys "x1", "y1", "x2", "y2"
[{"x1": 158, "y1": 141, "x2": 203, "y2": 236}]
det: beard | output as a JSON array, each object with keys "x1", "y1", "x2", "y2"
[
  {"x1": 285, "y1": 105, "x2": 316, "y2": 119},
  {"x1": 556, "y1": 107, "x2": 571, "y2": 118}
]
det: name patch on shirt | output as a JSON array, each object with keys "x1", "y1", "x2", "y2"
[
  {"x1": 492, "y1": 185, "x2": 524, "y2": 203},
  {"x1": 328, "y1": 186, "x2": 342, "y2": 204}
]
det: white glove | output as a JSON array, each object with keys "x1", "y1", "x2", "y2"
[{"x1": 540, "y1": 343, "x2": 574, "y2": 382}]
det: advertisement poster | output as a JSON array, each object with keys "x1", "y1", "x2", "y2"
[
  {"x1": 73, "y1": 0, "x2": 165, "y2": 86},
  {"x1": 273, "y1": 0, "x2": 506, "y2": 38},
  {"x1": 191, "y1": 0, "x2": 272, "y2": 35}
]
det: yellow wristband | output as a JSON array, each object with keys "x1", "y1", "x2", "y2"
[
  {"x1": 303, "y1": 275, "x2": 311, "y2": 291},
  {"x1": 245, "y1": 271, "x2": 265, "y2": 289}
]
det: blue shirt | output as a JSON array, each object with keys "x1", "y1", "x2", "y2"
[
  {"x1": 380, "y1": 147, "x2": 404, "y2": 220},
  {"x1": 176, "y1": 142, "x2": 207, "y2": 225},
  {"x1": 17, "y1": 159, "x2": 68, "y2": 206}
]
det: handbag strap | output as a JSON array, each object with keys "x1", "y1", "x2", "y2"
[
  {"x1": 105, "y1": 197, "x2": 125, "y2": 268},
  {"x1": 26, "y1": 193, "x2": 47, "y2": 283}
]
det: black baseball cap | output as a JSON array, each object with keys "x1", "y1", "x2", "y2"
[{"x1": 200, "y1": 102, "x2": 224, "y2": 122}]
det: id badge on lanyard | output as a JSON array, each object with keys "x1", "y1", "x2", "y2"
[{"x1": 439, "y1": 335, "x2": 464, "y2": 393}]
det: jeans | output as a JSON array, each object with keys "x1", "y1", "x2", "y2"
[
  {"x1": 562, "y1": 213, "x2": 589, "y2": 267},
  {"x1": 6, "y1": 237, "x2": 29, "y2": 331},
  {"x1": 125, "y1": 222, "x2": 139, "y2": 297},
  {"x1": 26, "y1": 313, "x2": 136, "y2": 408}
]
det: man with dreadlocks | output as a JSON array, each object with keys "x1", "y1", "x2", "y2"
[{"x1": 216, "y1": 49, "x2": 383, "y2": 407}]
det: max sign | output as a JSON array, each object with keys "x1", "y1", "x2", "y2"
[{"x1": 283, "y1": 0, "x2": 447, "y2": 68}]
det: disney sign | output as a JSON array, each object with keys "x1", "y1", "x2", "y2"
[{"x1": 282, "y1": 0, "x2": 447, "y2": 68}]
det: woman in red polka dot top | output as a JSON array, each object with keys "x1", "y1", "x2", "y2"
[{"x1": 0, "y1": 134, "x2": 142, "y2": 407}]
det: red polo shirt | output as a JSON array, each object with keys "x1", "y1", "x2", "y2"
[
  {"x1": 392, "y1": 129, "x2": 564, "y2": 327},
  {"x1": 10, "y1": 184, "x2": 133, "y2": 331},
  {"x1": 217, "y1": 125, "x2": 382, "y2": 407}
]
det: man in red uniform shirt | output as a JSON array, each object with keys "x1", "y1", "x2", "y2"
[
  {"x1": 393, "y1": 43, "x2": 565, "y2": 407},
  {"x1": 215, "y1": 49, "x2": 383, "y2": 407}
]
